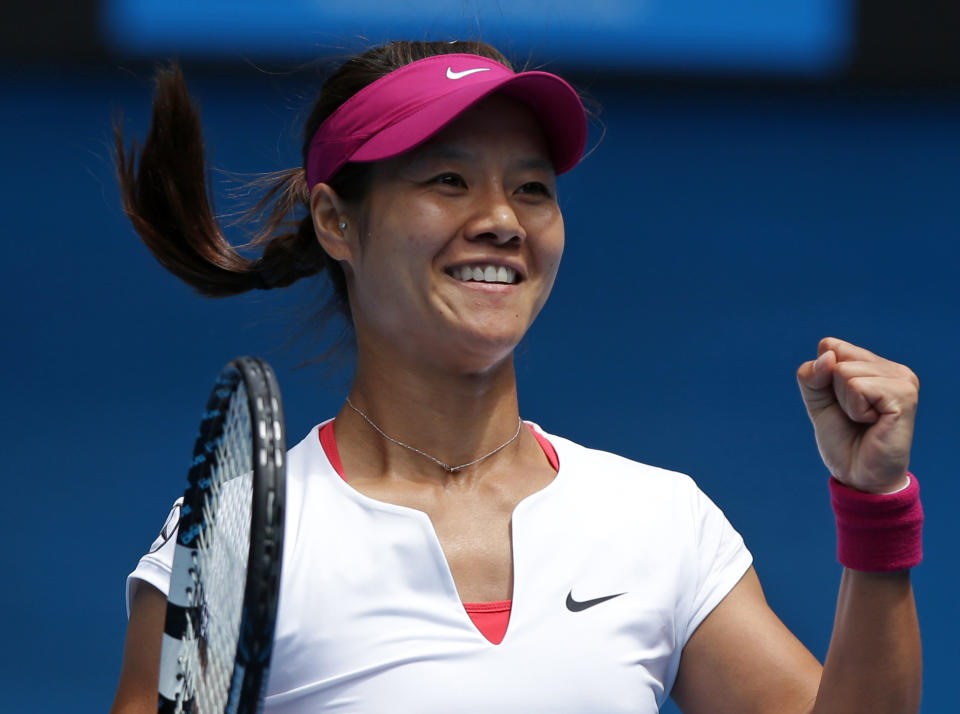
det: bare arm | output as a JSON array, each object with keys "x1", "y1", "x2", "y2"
[
  {"x1": 110, "y1": 581, "x2": 166, "y2": 714},
  {"x1": 674, "y1": 338, "x2": 922, "y2": 713},
  {"x1": 671, "y1": 565, "x2": 920, "y2": 714},
  {"x1": 800, "y1": 338, "x2": 922, "y2": 712},
  {"x1": 671, "y1": 567, "x2": 820, "y2": 714},
  {"x1": 814, "y1": 568, "x2": 921, "y2": 713}
]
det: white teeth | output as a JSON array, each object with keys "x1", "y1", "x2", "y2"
[{"x1": 452, "y1": 265, "x2": 518, "y2": 284}]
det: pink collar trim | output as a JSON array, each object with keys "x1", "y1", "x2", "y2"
[{"x1": 318, "y1": 419, "x2": 559, "y2": 479}]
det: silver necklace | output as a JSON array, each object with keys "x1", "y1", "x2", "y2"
[{"x1": 345, "y1": 396, "x2": 523, "y2": 473}]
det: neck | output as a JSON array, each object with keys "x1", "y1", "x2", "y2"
[{"x1": 337, "y1": 348, "x2": 523, "y2": 480}]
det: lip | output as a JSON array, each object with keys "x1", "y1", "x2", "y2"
[{"x1": 445, "y1": 274, "x2": 518, "y2": 293}]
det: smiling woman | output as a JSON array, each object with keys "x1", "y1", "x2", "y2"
[
  {"x1": 110, "y1": 40, "x2": 922, "y2": 714},
  {"x1": 319, "y1": 93, "x2": 566, "y2": 376}
]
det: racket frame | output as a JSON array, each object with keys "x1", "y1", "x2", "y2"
[{"x1": 159, "y1": 357, "x2": 285, "y2": 714}]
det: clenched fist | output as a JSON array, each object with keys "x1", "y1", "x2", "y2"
[{"x1": 797, "y1": 337, "x2": 919, "y2": 494}]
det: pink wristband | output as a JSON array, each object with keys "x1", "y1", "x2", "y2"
[{"x1": 829, "y1": 474, "x2": 923, "y2": 572}]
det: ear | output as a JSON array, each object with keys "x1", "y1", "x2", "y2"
[{"x1": 310, "y1": 183, "x2": 355, "y2": 265}]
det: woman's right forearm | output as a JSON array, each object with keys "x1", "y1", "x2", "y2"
[{"x1": 109, "y1": 582, "x2": 166, "y2": 714}]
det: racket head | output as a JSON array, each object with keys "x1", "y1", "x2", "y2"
[{"x1": 159, "y1": 357, "x2": 285, "y2": 714}]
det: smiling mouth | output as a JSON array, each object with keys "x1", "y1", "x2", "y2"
[{"x1": 448, "y1": 265, "x2": 520, "y2": 285}]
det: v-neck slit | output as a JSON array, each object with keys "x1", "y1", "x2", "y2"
[{"x1": 316, "y1": 419, "x2": 559, "y2": 645}]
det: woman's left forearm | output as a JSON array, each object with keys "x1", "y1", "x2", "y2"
[{"x1": 811, "y1": 568, "x2": 921, "y2": 714}]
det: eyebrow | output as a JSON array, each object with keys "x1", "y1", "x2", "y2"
[
  {"x1": 410, "y1": 145, "x2": 555, "y2": 174},
  {"x1": 513, "y1": 157, "x2": 555, "y2": 173},
  {"x1": 413, "y1": 145, "x2": 473, "y2": 163}
]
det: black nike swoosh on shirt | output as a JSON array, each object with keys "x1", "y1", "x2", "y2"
[{"x1": 565, "y1": 590, "x2": 627, "y2": 612}]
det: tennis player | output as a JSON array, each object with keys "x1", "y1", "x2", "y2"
[{"x1": 111, "y1": 40, "x2": 922, "y2": 713}]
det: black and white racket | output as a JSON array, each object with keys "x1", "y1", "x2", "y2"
[{"x1": 159, "y1": 357, "x2": 286, "y2": 714}]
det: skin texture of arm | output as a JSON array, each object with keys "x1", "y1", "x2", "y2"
[
  {"x1": 671, "y1": 566, "x2": 921, "y2": 714},
  {"x1": 673, "y1": 337, "x2": 922, "y2": 713},
  {"x1": 671, "y1": 567, "x2": 821, "y2": 714},
  {"x1": 109, "y1": 582, "x2": 165, "y2": 714}
]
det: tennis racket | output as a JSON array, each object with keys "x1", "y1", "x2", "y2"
[{"x1": 158, "y1": 357, "x2": 286, "y2": 714}]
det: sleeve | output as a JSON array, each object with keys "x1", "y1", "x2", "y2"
[
  {"x1": 678, "y1": 483, "x2": 753, "y2": 648},
  {"x1": 125, "y1": 497, "x2": 182, "y2": 617}
]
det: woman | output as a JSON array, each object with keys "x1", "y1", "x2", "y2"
[{"x1": 111, "y1": 40, "x2": 923, "y2": 713}]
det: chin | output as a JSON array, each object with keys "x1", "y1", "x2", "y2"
[{"x1": 438, "y1": 330, "x2": 522, "y2": 376}]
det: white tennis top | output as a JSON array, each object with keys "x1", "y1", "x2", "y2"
[{"x1": 128, "y1": 422, "x2": 752, "y2": 713}]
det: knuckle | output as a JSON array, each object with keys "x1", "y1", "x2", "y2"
[
  {"x1": 901, "y1": 365, "x2": 920, "y2": 388},
  {"x1": 833, "y1": 362, "x2": 859, "y2": 381}
]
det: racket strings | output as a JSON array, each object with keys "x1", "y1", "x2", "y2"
[{"x1": 181, "y1": 383, "x2": 255, "y2": 713}]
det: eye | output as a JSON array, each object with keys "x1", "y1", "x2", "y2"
[
  {"x1": 429, "y1": 173, "x2": 467, "y2": 188},
  {"x1": 517, "y1": 181, "x2": 554, "y2": 199}
]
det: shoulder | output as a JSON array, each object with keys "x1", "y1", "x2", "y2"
[
  {"x1": 531, "y1": 421, "x2": 703, "y2": 500},
  {"x1": 525, "y1": 425, "x2": 751, "y2": 629},
  {"x1": 285, "y1": 421, "x2": 330, "y2": 474},
  {"x1": 277, "y1": 419, "x2": 342, "y2": 542},
  {"x1": 526, "y1": 422, "x2": 727, "y2": 551}
]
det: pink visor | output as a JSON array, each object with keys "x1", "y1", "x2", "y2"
[{"x1": 305, "y1": 54, "x2": 587, "y2": 189}]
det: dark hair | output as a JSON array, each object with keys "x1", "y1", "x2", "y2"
[{"x1": 114, "y1": 40, "x2": 514, "y2": 319}]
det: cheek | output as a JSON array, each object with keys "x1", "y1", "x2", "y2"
[
  {"x1": 353, "y1": 209, "x2": 445, "y2": 302},
  {"x1": 370, "y1": 198, "x2": 450, "y2": 251},
  {"x1": 539, "y1": 214, "x2": 565, "y2": 277}
]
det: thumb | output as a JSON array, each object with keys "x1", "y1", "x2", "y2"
[{"x1": 796, "y1": 349, "x2": 837, "y2": 411}]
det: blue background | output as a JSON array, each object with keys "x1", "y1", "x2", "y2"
[
  {"x1": 102, "y1": 0, "x2": 853, "y2": 75},
  {"x1": 3, "y1": 11, "x2": 959, "y2": 713}
]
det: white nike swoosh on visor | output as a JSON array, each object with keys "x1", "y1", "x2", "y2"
[{"x1": 446, "y1": 67, "x2": 492, "y2": 80}]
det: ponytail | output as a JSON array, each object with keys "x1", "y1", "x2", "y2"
[{"x1": 114, "y1": 64, "x2": 338, "y2": 300}]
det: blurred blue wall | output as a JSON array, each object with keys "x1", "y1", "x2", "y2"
[
  {"x1": 1, "y1": 65, "x2": 956, "y2": 712},
  {"x1": 102, "y1": 0, "x2": 853, "y2": 74}
]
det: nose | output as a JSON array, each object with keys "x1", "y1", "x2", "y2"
[{"x1": 464, "y1": 188, "x2": 526, "y2": 246}]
